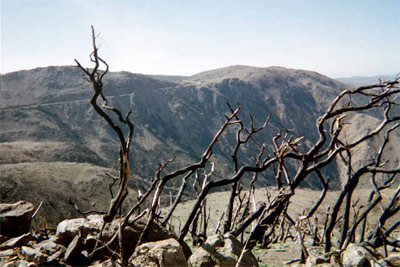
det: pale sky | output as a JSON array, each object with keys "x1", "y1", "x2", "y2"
[{"x1": 1, "y1": 0, "x2": 399, "y2": 78}]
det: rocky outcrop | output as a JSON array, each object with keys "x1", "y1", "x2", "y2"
[
  {"x1": 385, "y1": 251, "x2": 400, "y2": 266},
  {"x1": 0, "y1": 201, "x2": 35, "y2": 237},
  {"x1": 33, "y1": 238, "x2": 66, "y2": 256},
  {"x1": 3, "y1": 260, "x2": 38, "y2": 267},
  {"x1": 21, "y1": 246, "x2": 47, "y2": 265},
  {"x1": 63, "y1": 234, "x2": 84, "y2": 264},
  {"x1": 3, "y1": 200, "x2": 399, "y2": 267},
  {"x1": 341, "y1": 243, "x2": 381, "y2": 267},
  {"x1": 55, "y1": 214, "x2": 183, "y2": 259},
  {"x1": 0, "y1": 205, "x2": 192, "y2": 266},
  {"x1": 130, "y1": 238, "x2": 188, "y2": 267},
  {"x1": 188, "y1": 233, "x2": 259, "y2": 267},
  {"x1": 0, "y1": 233, "x2": 32, "y2": 250}
]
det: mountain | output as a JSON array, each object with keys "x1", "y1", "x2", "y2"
[
  {"x1": 1, "y1": 65, "x2": 344, "y2": 179},
  {"x1": 147, "y1": 74, "x2": 187, "y2": 83},
  {"x1": 1, "y1": 65, "x2": 398, "y2": 224},
  {"x1": 336, "y1": 74, "x2": 397, "y2": 86}
]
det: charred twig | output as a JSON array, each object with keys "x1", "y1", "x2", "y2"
[
  {"x1": 75, "y1": 26, "x2": 134, "y2": 223},
  {"x1": 31, "y1": 201, "x2": 43, "y2": 221},
  {"x1": 161, "y1": 171, "x2": 194, "y2": 226},
  {"x1": 223, "y1": 102, "x2": 269, "y2": 233},
  {"x1": 69, "y1": 197, "x2": 106, "y2": 215},
  {"x1": 230, "y1": 202, "x2": 266, "y2": 237}
]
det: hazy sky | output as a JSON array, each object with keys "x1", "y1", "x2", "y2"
[{"x1": 1, "y1": 0, "x2": 399, "y2": 77}]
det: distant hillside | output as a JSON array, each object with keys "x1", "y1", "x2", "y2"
[
  {"x1": 0, "y1": 141, "x2": 106, "y2": 165},
  {"x1": 336, "y1": 74, "x2": 397, "y2": 86},
  {"x1": 0, "y1": 161, "x2": 139, "y2": 226},
  {"x1": 147, "y1": 74, "x2": 187, "y2": 83},
  {"x1": 0, "y1": 66, "x2": 176, "y2": 109}
]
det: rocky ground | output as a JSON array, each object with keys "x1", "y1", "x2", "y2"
[
  {"x1": 1, "y1": 198, "x2": 400, "y2": 266},
  {"x1": 0, "y1": 201, "x2": 258, "y2": 266}
]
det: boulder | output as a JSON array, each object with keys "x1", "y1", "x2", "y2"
[
  {"x1": 0, "y1": 233, "x2": 32, "y2": 249},
  {"x1": 119, "y1": 218, "x2": 190, "y2": 259},
  {"x1": 188, "y1": 233, "x2": 259, "y2": 267},
  {"x1": 306, "y1": 255, "x2": 329, "y2": 266},
  {"x1": 306, "y1": 247, "x2": 329, "y2": 266},
  {"x1": 92, "y1": 259, "x2": 122, "y2": 266},
  {"x1": 130, "y1": 238, "x2": 187, "y2": 267},
  {"x1": 46, "y1": 250, "x2": 64, "y2": 265},
  {"x1": 21, "y1": 246, "x2": 47, "y2": 265},
  {"x1": 0, "y1": 201, "x2": 35, "y2": 237},
  {"x1": 33, "y1": 239, "x2": 66, "y2": 255},
  {"x1": 55, "y1": 217, "x2": 97, "y2": 245},
  {"x1": 329, "y1": 251, "x2": 341, "y2": 266},
  {"x1": 3, "y1": 260, "x2": 38, "y2": 267},
  {"x1": 374, "y1": 259, "x2": 395, "y2": 266},
  {"x1": 55, "y1": 214, "x2": 190, "y2": 260},
  {"x1": 341, "y1": 243, "x2": 381, "y2": 267},
  {"x1": 0, "y1": 248, "x2": 17, "y2": 257},
  {"x1": 64, "y1": 234, "x2": 83, "y2": 264},
  {"x1": 385, "y1": 251, "x2": 400, "y2": 266}
]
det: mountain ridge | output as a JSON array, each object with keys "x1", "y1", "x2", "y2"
[
  {"x1": 336, "y1": 74, "x2": 397, "y2": 86},
  {"x1": 1, "y1": 65, "x2": 347, "y2": 189}
]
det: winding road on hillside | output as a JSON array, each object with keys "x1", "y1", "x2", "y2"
[
  {"x1": 0, "y1": 81, "x2": 204, "y2": 112},
  {"x1": 0, "y1": 92, "x2": 137, "y2": 112}
]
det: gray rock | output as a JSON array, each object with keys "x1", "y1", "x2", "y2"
[
  {"x1": 0, "y1": 233, "x2": 32, "y2": 249},
  {"x1": 46, "y1": 250, "x2": 63, "y2": 265},
  {"x1": 56, "y1": 214, "x2": 118, "y2": 246},
  {"x1": 21, "y1": 246, "x2": 47, "y2": 265},
  {"x1": 188, "y1": 233, "x2": 259, "y2": 267},
  {"x1": 130, "y1": 238, "x2": 187, "y2": 267},
  {"x1": 0, "y1": 248, "x2": 17, "y2": 257},
  {"x1": 3, "y1": 260, "x2": 38, "y2": 267},
  {"x1": 119, "y1": 218, "x2": 190, "y2": 259},
  {"x1": 373, "y1": 259, "x2": 394, "y2": 266},
  {"x1": 92, "y1": 259, "x2": 122, "y2": 266},
  {"x1": 306, "y1": 255, "x2": 329, "y2": 266},
  {"x1": 0, "y1": 201, "x2": 35, "y2": 237},
  {"x1": 306, "y1": 247, "x2": 329, "y2": 266},
  {"x1": 64, "y1": 234, "x2": 82, "y2": 264},
  {"x1": 386, "y1": 251, "x2": 400, "y2": 260},
  {"x1": 384, "y1": 251, "x2": 400, "y2": 266},
  {"x1": 341, "y1": 243, "x2": 381, "y2": 267},
  {"x1": 55, "y1": 214, "x2": 189, "y2": 260},
  {"x1": 33, "y1": 239, "x2": 66, "y2": 255},
  {"x1": 330, "y1": 251, "x2": 341, "y2": 266},
  {"x1": 55, "y1": 217, "x2": 94, "y2": 245}
]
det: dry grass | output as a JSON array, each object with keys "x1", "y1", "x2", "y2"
[
  {"x1": 164, "y1": 187, "x2": 397, "y2": 234},
  {"x1": 163, "y1": 186, "x2": 399, "y2": 266}
]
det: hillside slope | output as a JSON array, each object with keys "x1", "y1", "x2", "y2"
[
  {"x1": 0, "y1": 161, "x2": 139, "y2": 226},
  {"x1": 0, "y1": 141, "x2": 106, "y2": 165}
]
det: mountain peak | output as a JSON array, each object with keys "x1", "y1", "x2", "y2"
[
  {"x1": 187, "y1": 65, "x2": 326, "y2": 84},
  {"x1": 189, "y1": 65, "x2": 263, "y2": 83}
]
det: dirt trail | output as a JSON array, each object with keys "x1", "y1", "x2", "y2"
[{"x1": 0, "y1": 92, "x2": 135, "y2": 111}]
